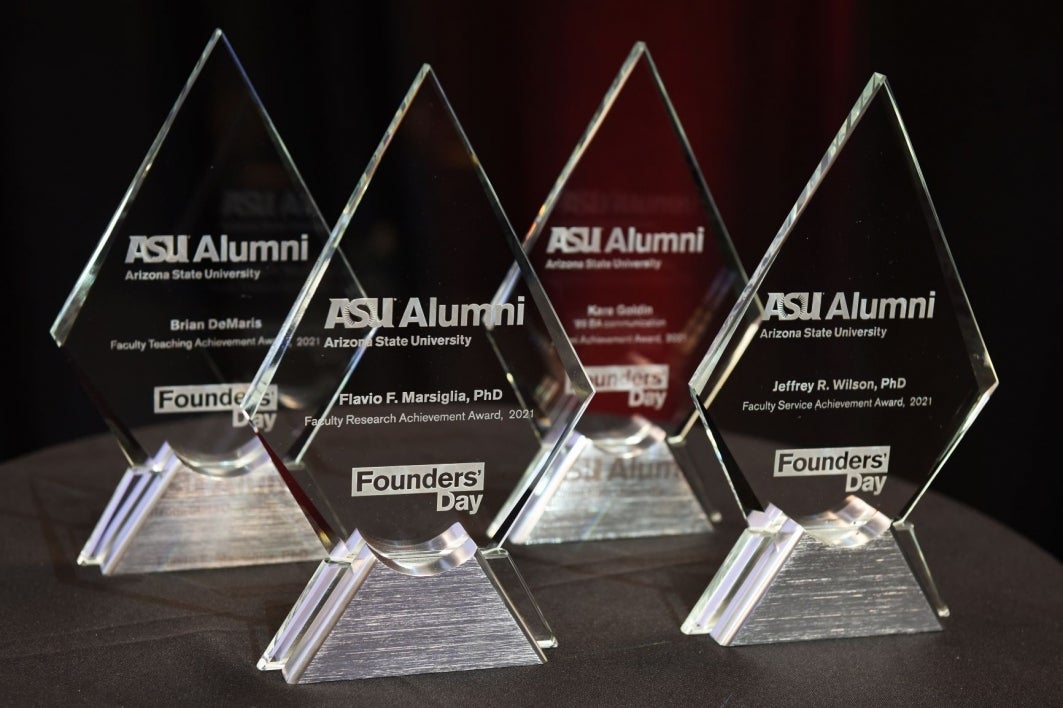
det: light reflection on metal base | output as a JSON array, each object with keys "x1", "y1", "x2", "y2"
[
  {"x1": 507, "y1": 431, "x2": 712, "y2": 544},
  {"x1": 682, "y1": 503, "x2": 945, "y2": 644},
  {"x1": 259, "y1": 541, "x2": 546, "y2": 683},
  {"x1": 77, "y1": 442, "x2": 322, "y2": 574}
]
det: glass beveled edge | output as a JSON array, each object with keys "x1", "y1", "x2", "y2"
[
  {"x1": 215, "y1": 31, "x2": 335, "y2": 281},
  {"x1": 639, "y1": 45, "x2": 748, "y2": 301},
  {"x1": 689, "y1": 73, "x2": 885, "y2": 403},
  {"x1": 51, "y1": 29, "x2": 225, "y2": 346},
  {"x1": 522, "y1": 41, "x2": 647, "y2": 252},
  {"x1": 487, "y1": 254, "x2": 595, "y2": 549},
  {"x1": 874, "y1": 76, "x2": 999, "y2": 520},
  {"x1": 637, "y1": 45, "x2": 750, "y2": 445},
  {"x1": 238, "y1": 59, "x2": 436, "y2": 425},
  {"x1": 240, "y1": 67, "x2": 435, "y2": 425},
  {"x1": 225, "y1": 24, "x2": 346, "y2": 435}
]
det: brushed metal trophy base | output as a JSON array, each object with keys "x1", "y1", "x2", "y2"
[
  {"x1": 507, "y1": 429, "x2": 713, "y2": 544},
  {"x1": 78, "y1": 442, "x2": 323, "y2": 574},
  {"x1": 682, "y1": 502, "x2": 946, "y2": 645},
  {"x1": 259, "y1": 541, "x2": 547, "y2": 683}
]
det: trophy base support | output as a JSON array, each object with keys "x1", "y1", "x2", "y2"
[
  {"x1": 77, "y1": 443, "x2": 323, "y2": 574},
  {"x1": 260, "y1": 545, "x2": 547, "y2": 683},
  {"x1": 507, "y1": 432, "x2": 713, "y2": 544},
  {"x1": 682, "y1": 505, "x2": 946, "y2": 645}
]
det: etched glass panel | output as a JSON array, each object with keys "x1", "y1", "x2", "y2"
[
  {"x1": 243, "y1": 67, "x2": 591, "y2": 570},
  {"x1": 525, "y1": 42, "x2": 745, "y2": 444},
  {"x1": 506, "y1": 43, "x2": 745, "y2": 542},
  {"x1": 51, "y1": 30, "x2": 333, "y2": 473},
  {"x1": 690, "y1": 74, "x2": 997, "y2": 525}
]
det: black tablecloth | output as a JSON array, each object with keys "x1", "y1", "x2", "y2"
[{"x1": 1, "y1": 435, "x2": 1060, "y2": 706}]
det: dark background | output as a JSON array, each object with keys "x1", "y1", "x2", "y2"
[{"x1": 2, "y1": 2, "x2": 1058, "y2": 558}]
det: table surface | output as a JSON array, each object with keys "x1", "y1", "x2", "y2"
[{"x1": 1, "y1": 435, "x2": 1060, "y2": 706}]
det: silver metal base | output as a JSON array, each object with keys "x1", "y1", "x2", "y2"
[
  {"x1": 682, "y1": 504, "x2": 945, "y2": 645},
  {"x1": 507, "y1": 431, "x2": 712, "y2": 544},
  {"x1": 78, "y1": 442, "x2": 323, "y2": 574},
  {"x1": 260, "y1": 542, "x2": 546, "y2": 683}
]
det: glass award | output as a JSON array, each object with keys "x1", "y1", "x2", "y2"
[
  {"x1": 507, "y1": 43, "x2": 745, "y2": 543},
  {"x1": 682, "y1": 74, "x2": 998, "y2": 644},
  {"x1": 241, "y1": 65, "x2": 591, "y2": 683},
  {"x1": 49, "y1": 30, "x2": 327, "y2": 573}
]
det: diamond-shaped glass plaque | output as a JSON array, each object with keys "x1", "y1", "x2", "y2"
[
  {"x1": 50, "y1": 31, "x2": 330, "y2": 573},
  {"x1": 683, "y1": 74, "x2": 997, "y2": 644},
  {"x1": 51, "y1": 30, "x2": 332, "y2": 471},
  {"x1": 691, "y1": 73, "x2": 997, "y2": 525},
  {"x1": 242, "y1": 66, "x2": 591, "y2": 682},
  {"x1": 510, "y1": 42, "x2": 745, "y2": 542}
]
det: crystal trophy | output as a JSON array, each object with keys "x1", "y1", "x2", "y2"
[
  {"x1": 241, "y1": 65, "x2": 591, "y2": 683},
  {"x1": 49, "y1": 30, "x2": 328, "y2": 573},
  {"x1": 507, "y1": 42, "x2": 745, "y2": 543},
  {"x1": 682, "y1": 74, "x2": 998, "y2": 644}
]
